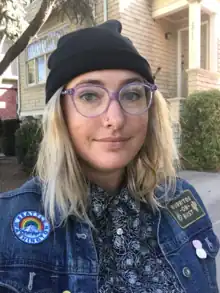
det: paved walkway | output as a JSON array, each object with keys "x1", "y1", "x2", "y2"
[
  {"x1": 179, "y1": 171, "x2": 220, "y2": 206},
  {"x1": 0, "y1": 156, "x2": 28, "y2": 193}
]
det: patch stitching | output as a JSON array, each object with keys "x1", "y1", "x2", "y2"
[
  {"x1": 12, "y1": 211, "x2": 51, "y2": 244},
  {"x1": 167, "y1": 189, "x2": 206, "y2": 229}
]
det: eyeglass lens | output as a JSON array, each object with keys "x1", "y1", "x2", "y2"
[{"x1": 71, "y1": 83, "x2": 152, "y2": 117}]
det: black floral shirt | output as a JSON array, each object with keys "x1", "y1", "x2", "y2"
[{"x1": 89, "y1": 184, "x2": 185, "y2": 293}]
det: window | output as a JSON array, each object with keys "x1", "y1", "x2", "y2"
[
  {"x1": 26, "y1": 28, "x2": 67, "y2": 85},
  {"x1": 36, "y1": 56, "x2": 46, "y2": 82}
]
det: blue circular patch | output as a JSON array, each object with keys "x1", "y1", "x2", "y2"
[{"x1": 12, "y1": 211, "x2": 51, "y2": 244}]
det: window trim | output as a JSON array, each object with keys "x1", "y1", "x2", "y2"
[
  {"x1": 26, "y1": 49, "x2": 54, "y2": 86},
  {"x1": 26, "y1": 58, "x2": 36, "y2": 86},
  {"x1": 25, "y1": 25, "x2": 69, "y2": 87},
  {"x1": 36, "y1": 54, "x2": 48, "y2": 84}
]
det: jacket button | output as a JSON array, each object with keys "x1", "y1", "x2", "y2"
[{"x1": 182, "y1": 267, "x2": 192, "y2": 278}]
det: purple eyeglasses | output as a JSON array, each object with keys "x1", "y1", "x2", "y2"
[{"x1": 61, "y1": 81, "x2": 157, "y2": 118}]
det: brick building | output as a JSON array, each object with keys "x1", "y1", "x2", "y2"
[
  {"x1": 0, "y1": 38, "x2": 18, "y2": 120},
  {"x1": 17, "y1": 0, "x2": 220, "y2": 145},
  {"x1": 0, "y1": 87, "x2": 17, "y2": 120}
]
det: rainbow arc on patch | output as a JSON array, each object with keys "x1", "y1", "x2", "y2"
[{"x1": 19, "y1": 216, "x2": 44, "y2": 231}]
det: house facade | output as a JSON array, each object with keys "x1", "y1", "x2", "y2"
[
  {"x1": 0, "y1": 38, "x2": 18, "y2": 120},
  {"x1": 18, "y1": 0, "x2": 220, "y2": 139}
]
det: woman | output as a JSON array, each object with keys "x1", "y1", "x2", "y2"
[{"x1": 0, "y1": 20, "x2": 219, "y2": 293}]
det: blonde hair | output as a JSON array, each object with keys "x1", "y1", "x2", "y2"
[{"x1": 36, "y1": 88, "x2": 179, "y2": 226}]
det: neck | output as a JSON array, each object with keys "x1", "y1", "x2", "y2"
[{"x1": 82, "y1": 165, "x2": 125, "y2": 191}]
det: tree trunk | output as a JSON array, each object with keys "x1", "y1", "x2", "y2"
[{"x1": 0, "y1": 0, "x2": 55, "y2": 75}]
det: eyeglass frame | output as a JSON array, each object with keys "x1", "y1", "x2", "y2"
[{"x1": 61, "y1": 81, "x2": 158, "y2": 118}]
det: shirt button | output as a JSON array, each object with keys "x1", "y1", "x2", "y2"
[
  {"x1": 117, "y1": 228, "x2": 123, "y2": 235},
  {"x1": 182, "y1": 267, "x2": 192, "y2": 278}
]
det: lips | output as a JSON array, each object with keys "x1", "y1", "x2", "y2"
[{"x1": 96, "y1": 137, "x2": 130, "y2": 142}]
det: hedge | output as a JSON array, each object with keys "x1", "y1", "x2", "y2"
[
  {"x1": 15, "y1": 117, "x2": 42, "y2": 173},
  {"x1": 181, "y1": 89, "x2": 220, "y2": 171},
  {"x1": 1, "y1": 119, "x2": 20, "y2": 156}
]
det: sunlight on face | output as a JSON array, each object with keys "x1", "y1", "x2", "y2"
[{"x1": 63, "y1": 69, "x2": 148, "y2": 173}]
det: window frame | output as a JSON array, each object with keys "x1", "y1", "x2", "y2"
[
  {"x1": 26, "y1": 58, "x2": 36, "y2": 86},
  {"x1": 25, "y1": 26, "x2": 68, "y2": 87},
  {"x1": 26, "y1": 50, "x2": 53, "y2": 87},
  {"x1": 36, "y1": 55, "x2": 47, "y2": 84}
]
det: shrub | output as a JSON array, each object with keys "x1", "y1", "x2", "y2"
[
  {"x1": 15, "y1": 117, "x2": 42, "y2": 173},
  {"x1": 1, "y1": 119, "x2": 20, "y2": 156},
  {"x1": 180, "y1": 89, "x2": 220, "y2": 171}
]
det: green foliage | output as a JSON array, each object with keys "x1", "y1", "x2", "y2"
[
  {"x1": 0, "y1": 0, "x2": 30, "y2": 41},
  {"x1": 1, "y1": 119, "x2": 20, "y2": 156},
  {"x1": 0, "y1": 0, "x2": 95, "y2": 77},
  {"x1": 180, "y1": 89, "x2": 220, "y2": 171},
  {"x1": 15, "y1": 117, "x2": 42, "y2": 173}
]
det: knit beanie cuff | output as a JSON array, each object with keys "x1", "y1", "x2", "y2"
[{"x1": 46, "y1": 50, "x2": 153, "y2": 103}]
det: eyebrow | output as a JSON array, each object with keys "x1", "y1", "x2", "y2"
[{"x1": 75, "y1": 77, "x2": 144, "y2": 87}]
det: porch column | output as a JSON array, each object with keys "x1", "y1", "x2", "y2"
[
  {"x1": 188, "y1": 0, "x2": 202, "y2": 69},
  {"x1": 209, "y1": 13, "x2": 219, "y2": 72}
]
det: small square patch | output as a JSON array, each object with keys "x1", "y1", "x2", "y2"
[{"x1": 167, "y1": 190, "x2": 206, "y2": 229}]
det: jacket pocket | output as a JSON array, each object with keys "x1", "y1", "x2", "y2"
[{"x1": 0, "y1": 268, "x2": 57, "y2": 293}]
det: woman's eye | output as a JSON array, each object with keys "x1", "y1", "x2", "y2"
[
  {"x1": 123, "y1": 92, "x2": 141, "y2": 101},
  {"x1": 80, "y1": 93, "x2": 98, "y2": 101}
]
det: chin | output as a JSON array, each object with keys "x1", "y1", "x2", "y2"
[
  {"x1": 93, "y1": 157, "x2": 131, "y2": 171},
  {"x1": 81, "y1": 151, "x2": 136, "y2": 172}
]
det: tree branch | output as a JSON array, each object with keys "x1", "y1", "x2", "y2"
[
  {"x1": 0, "y1": 0, "x2": 95, "y2": 75},
  {"x1": 0, "y1": 0, "x2": 55, "y2": 75}
]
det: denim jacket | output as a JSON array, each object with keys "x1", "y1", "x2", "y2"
[{"x1": 0, "y1": 177, "x2": 219, "y2": 293}]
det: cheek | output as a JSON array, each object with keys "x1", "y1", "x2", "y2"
[
  {"x1": 63, "y1": 99, "x2": 99, "y2": 149},
  {"x1": 132, "y1": 116, "x2": 148, "y2": 142},
  {"x1": 63, "y1": 97, "x2": 84, "y2": 143},
  {"x1": 66, "y1": 117, "x2": 90, "y2": 148},
  {"x1": 68, "y1": 120, "x2": 101, "y2": 164}
]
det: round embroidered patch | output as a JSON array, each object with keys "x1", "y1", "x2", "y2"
[{"x1": 12, "y1": 211, "x2": 51, "y2": 244}]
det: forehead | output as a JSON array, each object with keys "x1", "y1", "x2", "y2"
[{"x1": 66, "y1": 69, "x2": 143, "y2": 88}]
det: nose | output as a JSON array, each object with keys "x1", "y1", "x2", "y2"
[{"x1": 103, "y1": 99, "x2": 125, "y2": 130}]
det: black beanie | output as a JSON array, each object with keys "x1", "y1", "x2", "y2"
[{"x1": 46, "y1": 19, "x2": 154, "y2": 103}]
